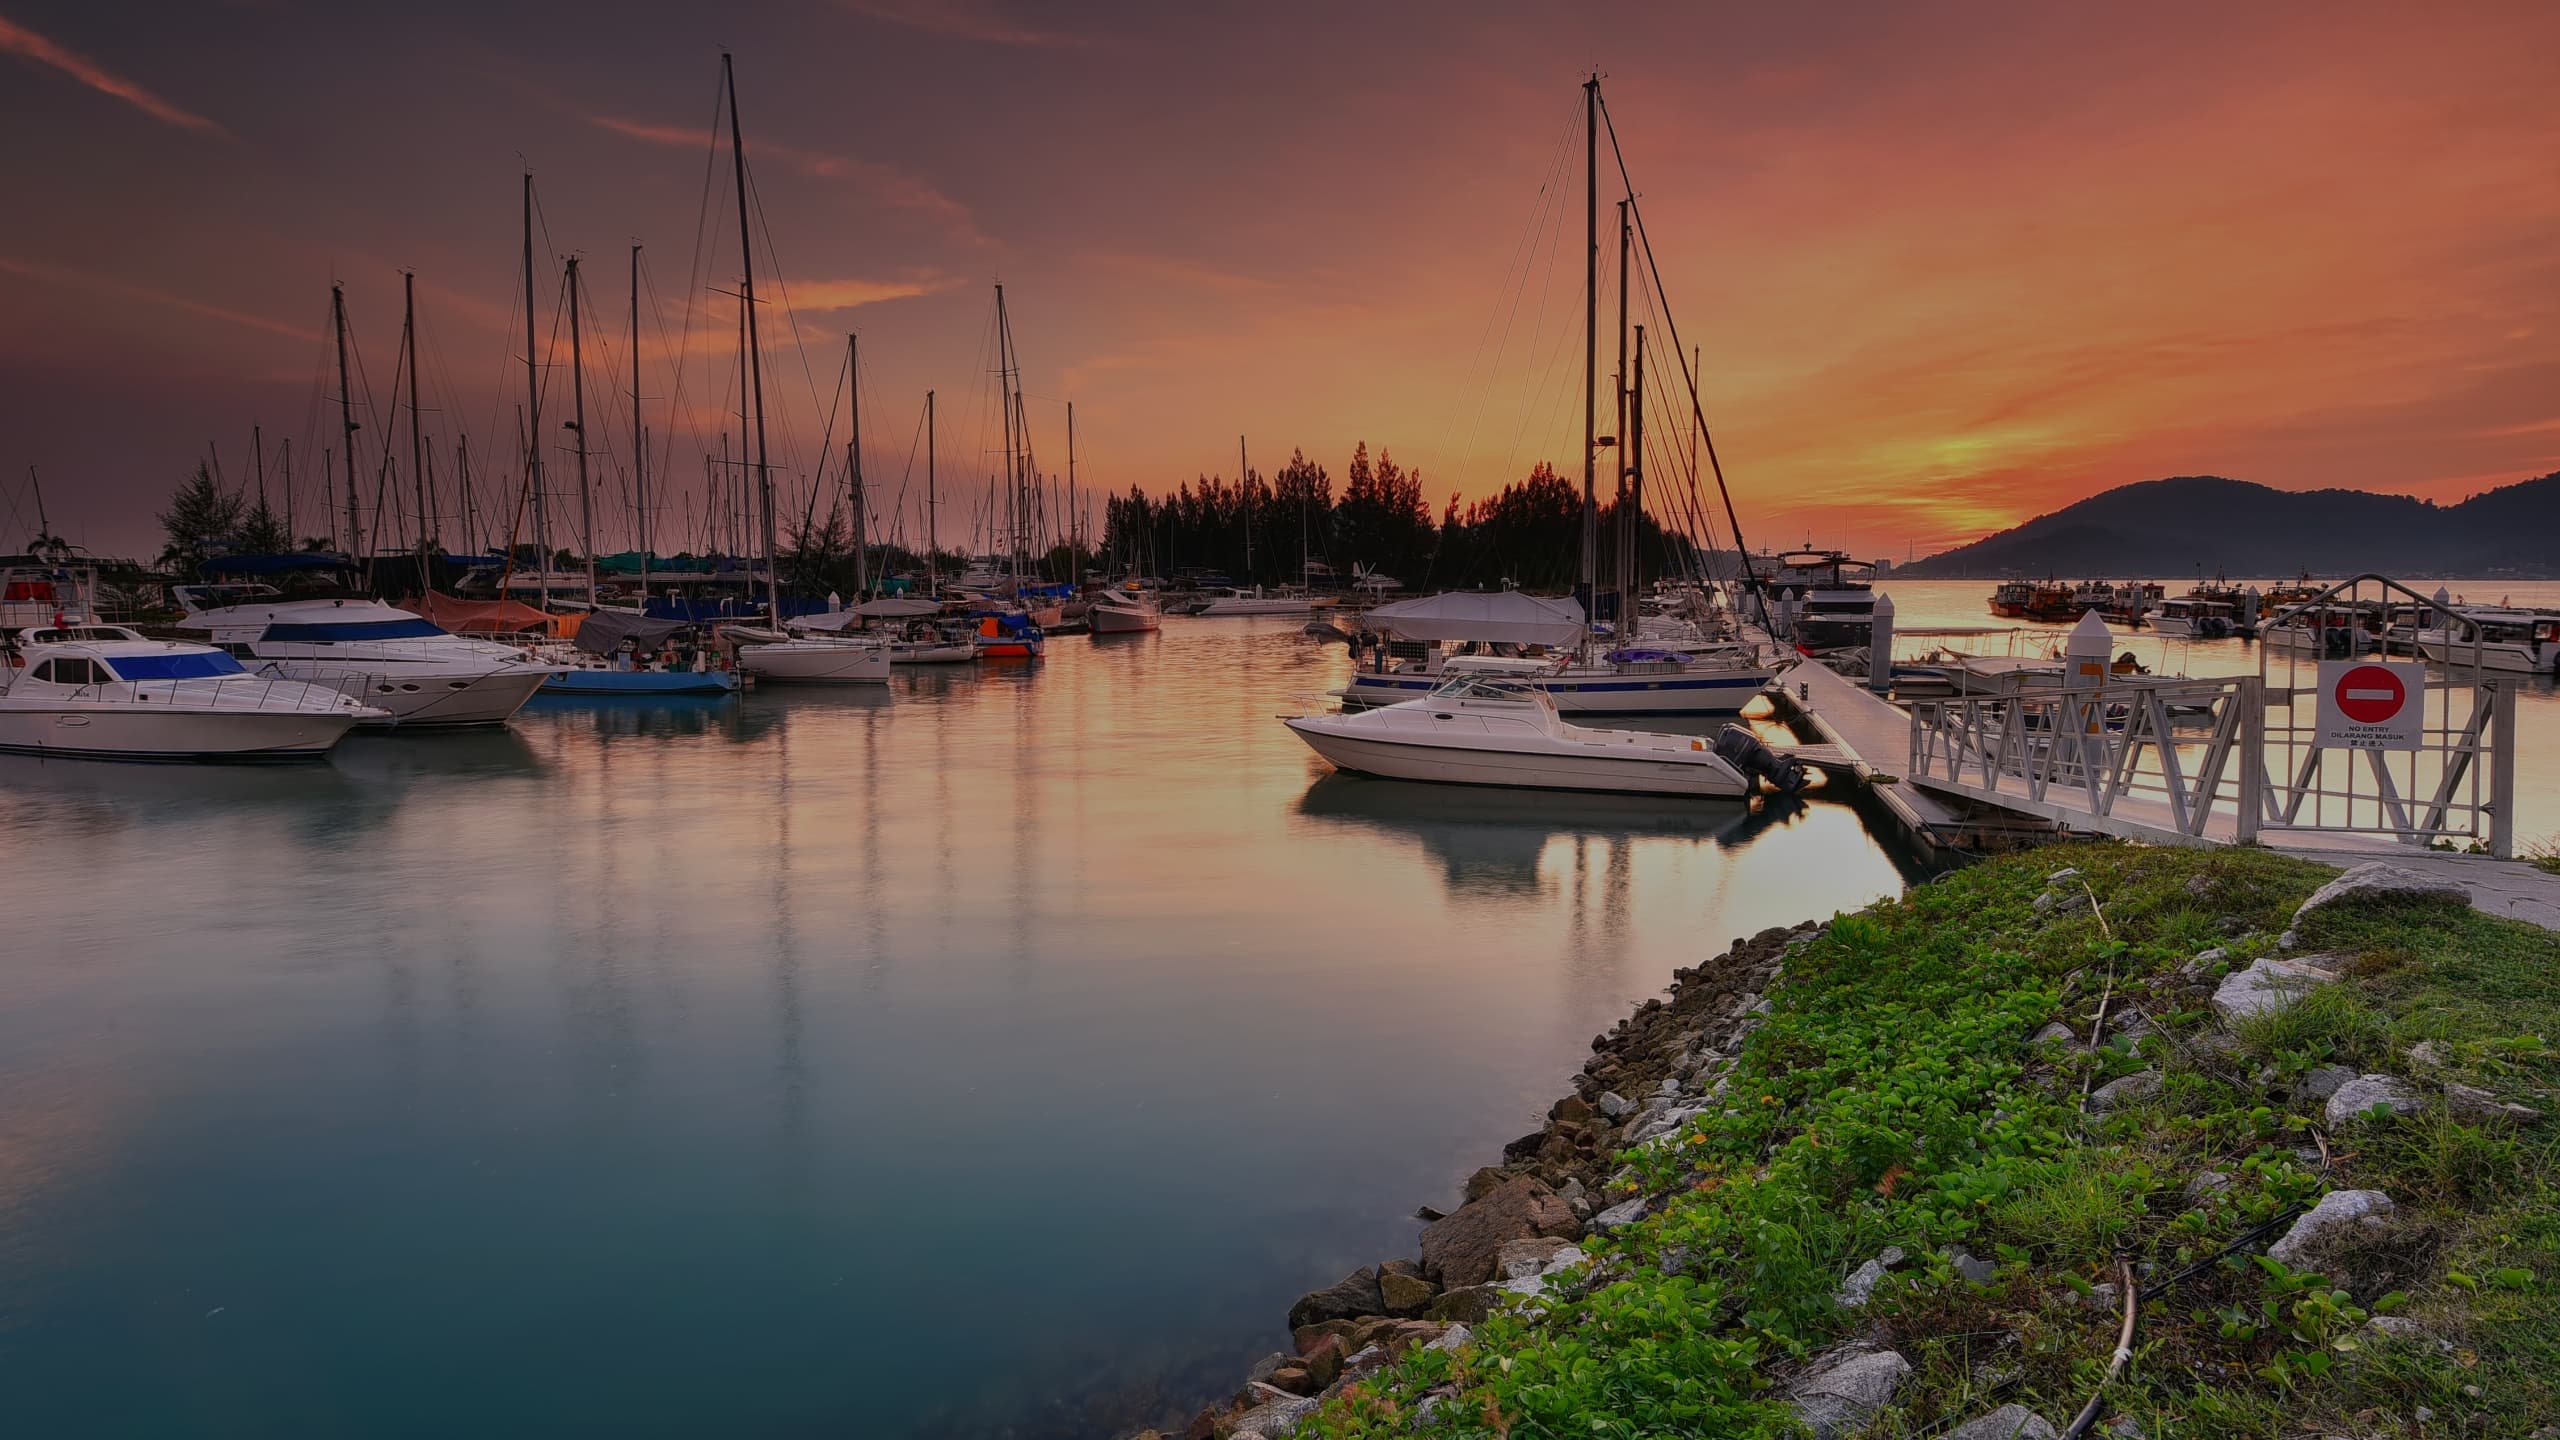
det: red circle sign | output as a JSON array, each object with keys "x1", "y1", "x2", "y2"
[{"x1": 2334, "y1": 664, "x2": 2405, "y2": 724}]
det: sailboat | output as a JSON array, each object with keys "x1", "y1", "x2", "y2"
[
  {"x1": 969, "y1": 284, "x2": 1048, "y2": 660},
  {"x1": 1337, "y1": 77, "x2": 1777, "y2": 717},
  {"x1": 700, "y1": 55, "x2": 890, "y2": 687}
]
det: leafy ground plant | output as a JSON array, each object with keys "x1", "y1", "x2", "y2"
[{"x1": 1294, "y1": 845, "x2": 2559, "y2": 1440}]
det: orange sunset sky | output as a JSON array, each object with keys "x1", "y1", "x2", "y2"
[{"x1": 2, "y1": 0, "x2": 2555, "y2": 563}]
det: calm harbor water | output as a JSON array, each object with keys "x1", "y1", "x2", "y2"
[{"x1": 0, "y1": 619, "x2": 1915, "y2": 1437}]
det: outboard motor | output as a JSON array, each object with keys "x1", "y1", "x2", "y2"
[{"x1": 1714, "y1": 724, "x2": 1810, "y2": 796}]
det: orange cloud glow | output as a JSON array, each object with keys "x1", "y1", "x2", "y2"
[{"x1": 0, "y1": 14, "x2": 224, "y2": 135}]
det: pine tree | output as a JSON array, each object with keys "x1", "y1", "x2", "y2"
[{"x1": 155, "y1": 463, "x2": 245, "y2": 577}]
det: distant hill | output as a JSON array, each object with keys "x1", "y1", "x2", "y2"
[{"x1": 1897, "y1": 473, "x2": 2560, "y2": 578}]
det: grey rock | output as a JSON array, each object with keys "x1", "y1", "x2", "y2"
[
  {"x1": 1333, "y1": 1342, "x2": 1394, "y2": 1391},
  {"x1": 2185, "y1": 1170, "x2": 2232, "y2": 1199},
  {"x1": 1834, "y1": 1257, "x2": 1890, "y2": 1309},
  {"x1": 1947, "y1": 1404, "x2": 2059, "y2": 1440},
  {"x1": 2444, "y1": 1081, "x2": 2544, "y2": 1124},
  {"x1": 2109, "y1": 1418, "x2": 2146, "y2": 1440},
  {"x1": 1495, "y1": 1236, "x2": 1581, "y2": 1280},
  {"x1": 2277, "y1": 929, "x2": 2298, "y2": 950},
  {"x1": 1286, "y1": 1266, "x2": 1385, "y2": 1329},
  {"x1": 1554, "y1": 1177, "x2": 1586, "y2": 1209},
  {"x1": 1784, "y1": 1342, "x2": 1911, "y2": 1440},
  {"x1": 2415, "y1": 1407, "x2": 2435, "y2": 1425},
  {"x1": 2367, "y1": 1315, "x2": 2428, "y2": 1340},
  {"x1": 1424, "y1": 1321, "x2": 1471, "y2": 1352},
  {"x1": 2299, "y1": 1065, "x2": 2358, "y2": 1101},
  {"x1": 2212, "y1": 956, "x2": 2337, "y2": 1021},
  {"x1": 2087, "y1": 1070, "x2": 2163, "y2": 1113},
  {"x1": 2292, "y1": 862, "x2": 2470, "y2": 927},
  {"x1": 1946, "y1": 1247, "x2": 1998, "y2": 1285},
  {"x1": 2326, "y1": 1074, "x2": 2423, "y2": 1126},
  {"x1": 1377, "y1": 1267, "x2": 1438, "y2": 1317},
  {"x1": 2083, "y1": 1280, "x2": 2121, "y2": 1311},
  {"x1": 1425, "y1": 1284, "x2": 1501, "y2": 1323},
  {"x1": 2185, "y1": 872, "x2": 2212, "y2": 896},
  {"x1": 2048, "y1": 866, "x2": 2081, "y2": 884},
  {"x1": 2192, "y1": 946, "x2": 2229, "y2": 967},
  {"x1": 2267, "y1": 1189, "x2": 2395, "y2": 1266},
  {"x1": 1657, "y1": 1077, "x2": 1683, "y2": 1097},
  {"x1": 1589, "y1": 1196, "x2": 1648, "y2": 1231},
  {"x1": 1419, "y1": 1177, "x2": 1581, "y2": 1289},
  {"x1": 2034, "y1": 1022, "x2": 2076, "y2": 1045},
  {"x1": 1595, "y1": 1090, "x2": 1635, "y2": 1119},
  {"x1": 1231, "y1": 1383, "x2": 1319, "y2": 1438},
  {"x1": 1246, "y1": 1351, "x2": 1291, "y2": 1385},
  {"x1": 2407, "y1": 1039, "x2": 2449, "y2": 1067}
]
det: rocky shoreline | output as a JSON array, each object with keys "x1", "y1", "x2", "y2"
[{"x1": 1143, "y1": 919, "x2": 1825, "y2": 1440}]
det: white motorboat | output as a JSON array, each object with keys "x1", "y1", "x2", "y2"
[
  {"x1": 1195, "y1": 586, "x2": 1314, "y2": 617},
  {"x1": 0, "y1": 624, "x2": 383, "y2": 761},
  {"x1": 1284, "y1": 674, "x2": 1755, "y2": 797},
  {"x1": 2417, "y1": 608, "x2": 2560, "y2": 675},
  {"x1": 174, "y1": 587, "x2": 556, "y2": 727},
  {"x1": 2149, "y1": 597, "x2": 2238, "y2": 640},
  {"x1": 1088, "y1": 586, "x2": 1161, "y2": 634}
]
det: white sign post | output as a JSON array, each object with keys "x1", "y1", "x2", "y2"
[{"x1": 2315, "y1": 659, "x2": 2426, "y2": 751}]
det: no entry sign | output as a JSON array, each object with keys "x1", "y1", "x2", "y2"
[{"x1": 2316, "y1": 660, "x2": 2426, "y2": 750}]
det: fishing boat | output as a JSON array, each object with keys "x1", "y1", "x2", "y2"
[
  {"x1": 1284, "y1": 674, "x2": 1758, "y2": 798},
  {"x1": 0, "y1": 623, "x2": 382, "y2": 761},
  {"x1": 174, "y1": 572, "x2": 557, "y2": 727},
  {"x1": 1088, "y1": 585, "x2": 1161, "y2": 634},
  {"x1": 1986, "y1": 579, "x2": 2076, "y2": 622},
  {"x1": 2150, "y1": 595, "x2": 2239, "y2": 639}
]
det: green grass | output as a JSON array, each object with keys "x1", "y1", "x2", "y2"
[
  {"x1": 1296, "y1": 845, "x2": 2560, "y2": 1440},
  {"x1": 2524, "y1": 836, "x2": 2560, "y2": 877}
]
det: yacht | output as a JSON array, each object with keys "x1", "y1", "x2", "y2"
[
  {"x1": 725, "y1": 626, "x2": 892, "y2": 684},
  {"x1": 1339, "y1": 589, "x2": 1774, "y2": 715},
  {"x1": 1284, "y1": 674, "x2": 1755, "y2": 798},
  {"x1": 2417, "y1": 607, "x2": 2560, "y2": 675},
  {"x1": 174, "y1": 585, "x2": 556, "y2": 727},
  {"x1": 1758, "y1": 550, "x2": 1880, "y2": 652},
  {"x1": 1087, "y1": 585, "x2": 1161, "y2": 634},
  {"x1": 2261, "y1": 603, "x2": 2378, "y2": 658},
  {"x1": 0, "y1": 623, "x2": 382, "y2": 761}
]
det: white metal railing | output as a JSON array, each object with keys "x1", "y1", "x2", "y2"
[{"x1": 1905, "y1": 575, "x2": 2517, "y2": 856}]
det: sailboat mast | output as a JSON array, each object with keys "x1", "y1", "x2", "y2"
[
  {"x1": 1239, "y1": 433, "x2": 1252, "y2": 580},
  {"x1": 406, "y1": 270, "x2": 427, "y2": 571},
  {"x1": 522, "y1": 172, "x2": 548, "y2": 609},
  {"x1": 332, "y1": 283, "x2": 364, "y2": 563},
  {"x1": 995, "y1": 283, "x2": 1020, "y2": 597},
  {"x1": 1579, "y1": 73, "x2": 1599, "y2": 630},
  {"x1": 1630, "y1": 324, "x2": 1647, "y2": 599},
  {"x1": 631, "y1": 243, "x2": 648, "y2": 607},
  {"x1": 1614, "y1": 199, "x2": 1631, "y2": 614},
  {"x1": 253, "y1": 423, "x2": 268, "y2": 519},
  {"x1": 280, "y1": 440, "x2": 294, "y2": 543},
  {"x1": 566, "y1": 254, "x2": 597, "y2": 608},
  {"x1": 925, "y1": 389, "x2": 938, "y2": 597},
  {"x1": 724, "y1": 51, "x2": 778, "y2": 626},
  {"x1": 455, "y1": 436, "x2": 471, "y2": 556},
  {"x1": 848, "y1": 332, "x2": 867, "y2": 595},
  {"x1": 1066, "y1": 400, "x2": 1076, "y2": 564}
]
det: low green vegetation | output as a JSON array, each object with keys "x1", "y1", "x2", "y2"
[{"x1": 1304, "y1": 845, "x2": 2559, "y2": 1438}]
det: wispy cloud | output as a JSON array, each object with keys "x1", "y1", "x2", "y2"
[
  {"x1": 0, "y1": 14, "x2": 226, "y2": 136},
  {"x1": 784, "y1": 276, "x2": 953, "y2": 311},
  {"x1": 0, "y1": 254, "x2": 315, "y2": 341},
  {"x1": 585, "y1": 112, "x2": 988, "y2": 248},
  {"x1": 837, "y1": 0, "x2": 1088, "y2": 49}
]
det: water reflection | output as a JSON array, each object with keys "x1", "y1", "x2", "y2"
[{"x1": 1295, "y1": 773, "x2": 1804, "y2": 896}]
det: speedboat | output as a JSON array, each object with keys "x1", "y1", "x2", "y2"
[
  {"x1": 2150, "y1": 596, "x2": 2238, "y2": 639},
  {"x1": 1088, "y1": 586, "x2": 1161, "y2": 634},
  {"x1": 173, "y1": 586, "x2": 556, "y2": 727},
  {"x1": 1283, "y1": 674, "x2": 1755, "y2": 797},
  {"x1": 0, "y1": 624, "x2": 383, "y2": 761}
]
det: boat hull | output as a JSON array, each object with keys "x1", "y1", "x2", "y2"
[
  {"x1": 737, "y1": 644, "x2": 891, "y2": 683},
  {"x1": 889, "y1": 643, "x2": 977, "y2": 665},
  {"x1": 0, "y1": 705, "x2": 356, "y2": 762},
  {"x1": 1284, "y1": 719, "x2": 1748, "y2": 797},
  {"x1": 2416, "y1": 637, "x2": 2560, "y2": 674},
  {"x1": 273, "y1": 662, "x2": 554, "y2": 726},
  {"x1": 1088, "y1": 604, "x2": 1160, "y2": 634},
  {"x1": 1339, "y1": 667, "x2": 1772, "y2": 716},
  {"x1": 1198, "y1": 599, "x2": 1313, "y2": 616}
]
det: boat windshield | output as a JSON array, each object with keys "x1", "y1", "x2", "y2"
[
  {"x1": 1426, "y1": 673, "x2": 1539, "y2": 702},
  {"x1": 104, "y1": 651, "x2": 249, "y2": 681},
  {"x1": 260, "y1": 618, "x2": 446, "y2": 642}
]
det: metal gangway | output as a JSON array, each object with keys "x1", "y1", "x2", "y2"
[{"x1": 1903, "y1": 576, "x2": 2520, "y2": 857}]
